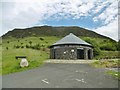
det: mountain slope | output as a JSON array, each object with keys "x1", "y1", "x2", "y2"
[{"x1": 2, "y1": 26, "x2": 115, "y2": 41}]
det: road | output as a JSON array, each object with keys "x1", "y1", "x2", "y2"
[{"x1": 2, "y1": 63, "x2": 118, "y2": 88}]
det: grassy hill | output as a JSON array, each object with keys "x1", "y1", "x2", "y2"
[
  {"x1": 2, "y1": 36, "x2": 60, "y2": 74},
  {"x1": 1, "y1": 26, "x2": 119, "y2": 75},
  {"x1": 2, "y1": 26, "x2": 115, "y2": 41}
]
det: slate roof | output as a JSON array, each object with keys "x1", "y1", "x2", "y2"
[{"x1": 51, "y1": 33, "x2": 92, "y2": 47}]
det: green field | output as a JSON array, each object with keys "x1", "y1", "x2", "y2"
[
  {"x1": 1, "y1": 36, "x2": 119, "y2": 75},
  {"x1": 2, "y1": 36, "x2": 60, "y2": 75}
]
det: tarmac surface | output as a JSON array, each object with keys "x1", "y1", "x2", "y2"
[{"x1": 2, "y1": 63, "x2": 118, "y2": 88}]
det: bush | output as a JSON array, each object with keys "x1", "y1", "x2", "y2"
[
  {"x1": 14, "y1": 45, "x2": 20, "y2": 48},
  {"x1": 26, "y1": 44, "x2": 30, "y2": 48},
  {"x1": 41, "y1": 44, "x2": 45, "y2": 47},
  {"x1": 29, "y1": 41, "x2": 32, "y2": 46},
  {"x1": 118, "y1": 40, "x2": 120, "y2": 51},
  {"x1": 21, "y1": 46, "x2": 24, "y2": 48},
  {"x1": 39, "y1": 38, "x2": 44, "y2": 41},
  {"x1": 45, "y1": 41, "x2": 48, "y2": 43},
  {"x1": 35, "y1": 44, "x2": 41, "y2": 50},
  {"x1": 100, "y1": 43, "x2": 117, "y2": 51},
  {"x1": 21, "y1": 43, "x2": 23, "y2": 45},
  {"x1": 6, "y1": 47, "x2": 8, "y2": 50},
  {"x1": 26, "y1": 44, "x2": 41, "y2": 50},
  {"x1": 7, "y1": 41, "x2": 10, "y2": 43},
  {"x1": 84, "y1": 38, "x2": 101, "y2": 57},
  {"x1": 31, "y1": 44, "x2": 38, "y2": 50},
  {"x1": 93, "y1": 46, "x2": 101, "y2": 57},
  {"x1": 42, "y1": 48, "x2": 46, "y2": 51}
]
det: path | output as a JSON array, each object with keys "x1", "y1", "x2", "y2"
[{"x1": 2, "y1": 63, "x2": 118, "y2": 88}]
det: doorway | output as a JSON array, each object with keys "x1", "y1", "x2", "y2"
[
  {"x1": 77, "y1": 49, "x2": 84, "y2": 59},
  {"x1": 53, "y1": 49, "x2": 56, "y2": 59}
]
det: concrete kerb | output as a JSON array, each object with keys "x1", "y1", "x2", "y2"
[{"x1": 44, "y1": 59, "x2": 98, "y2": 64}]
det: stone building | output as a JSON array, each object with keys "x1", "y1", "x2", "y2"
[{"x1": 49, "y1": 33, "x2": 93, "y2": 60}]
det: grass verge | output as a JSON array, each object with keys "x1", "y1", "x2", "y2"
[
  {"x1": 91, "y1": 59, "x2": 120, "y2": 80},
  {"x1": 106, "y1": 70, "x2": 120, "y2": 80}
]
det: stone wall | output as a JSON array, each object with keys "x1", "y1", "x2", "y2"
[{"x1": 50, "y1": 45, "x2": 93, "y2": 60}]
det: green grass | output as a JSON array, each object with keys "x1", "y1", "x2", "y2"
[
  {"x1": 1, "y1": 36, "x2": 119, "y2": 75},
  {"x1": 2, "y1": 36, "x2": 60, "y2": 75},
  {"x1": 91, "y1": 60, "x2": 119, "y2": 68},
  {"x1": 94, "y1": 51, "x2": 119, "y2": 59},
  {"x1": 91, "y1": 59, "x2": 120, "y2": 80},
  {"x1": 0, "y1": 45, "x2": 2, "y2": 75},
  {"x1": 106, "y1": 70, "x2": 120, "y2": 80},
  {"x1": 2, "y1": 48, "x2": 49, "y2": 74}
]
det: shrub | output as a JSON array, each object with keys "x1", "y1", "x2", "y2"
[
  {"x1": 29, "y1": 41, "x2": 32, "y2": 46},
  {"x1": 7, "y1": 41, "x2": 10, "y2": 43},
  {"x1": 39, "y1": 37, "x2": 44, "y2": 41},
  {"x1": 14, "y1": 45, "x2": 20, "y2": 48},
  {"x1": 118, "y1": 40, "x2": 120, "y2": 51},
  {"x1": 26, "y1": 44, "x2": 41, "y2": 50},
  {"x1": 84, "y1": 38, "x2": 101, "y2": 57},
  {"x1": 33, "y1": 44, "x2": 41, "y2": 50},
  {"x1": 41, "y1": 44, "x2": 45, "y2": 47},
  {"x1": 21, "y1": 43, "x2": 23, "y2": 45},
  {"x1": 100, "y1": 43, "x2": 117, "y2": 51},
  {"x1": 42, "y1": 48, "x2": 46, "y2": 51},
  {"x1": 21, "y1": 46, "x2": 24, "y2": 48},
  {"x1": 45, "y1": 41, "x2": 48, "y2": 43},
  {"x1": 93, "y1": 46, "x2": 101, "y2": 57},
  {"x1": 26, "y1": 44, "x2": 30, "y2": 48},
  {"x1": 6, "y1": 47, "x2": 8, "y2": 50}
]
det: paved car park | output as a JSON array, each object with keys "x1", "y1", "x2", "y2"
[{"x1": 2, "y1": 63, "x2": 118, "y2": 88}]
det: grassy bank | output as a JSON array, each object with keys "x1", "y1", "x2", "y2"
[
  {"x1": 2, "y1": 48, "x2": 49, "y2": 74},
  {"x1": 91, "y1": 59, "x2": 119, "y2": 68},
  {"x1": 106, "y1": 70, "x2": 120, "y2": 80},
  {"x1": 1, "y1": 36, "x2": 119, "y2": 75},
  {"x1": 0, "y1": 45, "x2": 2, "y2": 75},
  {"x1": 2, "y1": 36, "x2": 60, "y2": 75},
  {"x1": 91, "y1": 60, "x2": 120, "y2": 80}
]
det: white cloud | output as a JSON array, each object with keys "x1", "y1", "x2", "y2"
[
  {"x1": 1, "y1": 0, "x2": 96, "y2": 36},
  {"x1": 93, "y1": 0, "x2": 118, "y2": 24},
  {"x1": 0, "y1": 0, "x2": 118, "y2": 41},
  {"x1": 95, "y1": 17, "x2": 118, "y2": 41}
]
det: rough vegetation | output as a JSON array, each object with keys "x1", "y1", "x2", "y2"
[
  {"x1": 106, "y1": 70, "x2": 120, "y2": 80},
  {"x1": 2, "y1": 36, "x2": 60, "y2": 74},
  {"x1": 2, "y1": 26, "x2": 115, "y2": 41},
  {"x1": 91, "y1": 60, "x2": 119, "y2": 68},
  {"x1": 1, "y1": 26, "x2": 119, "y2": 75},
  {"x1": 91, "y1": 60, "x2": 120, "y2": 80}
]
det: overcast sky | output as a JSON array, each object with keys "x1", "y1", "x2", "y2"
[{"x1": 0, "y1": 0, "x2": 118, "y2": 41}]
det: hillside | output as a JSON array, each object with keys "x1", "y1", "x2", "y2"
[
  {"x1": 2, "y1": 26, "x2": 115, "y2": 42},
  {"x1": 1, "y1": 26, "x2": 119, "y2": 75}
]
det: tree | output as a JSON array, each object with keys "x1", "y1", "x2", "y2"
[
  {"x1": 21, "y1": 43, "x2": 23, "y2": 45},
  {"x1": 6, "y1": 47, "x2": 8, "y2": 50},
  {"x1": 7, "y1": 41, "x2": 10, "y2": 43},
  {"x1": 39, "y1": 37, "x2": 44, "y2": 41},
  {"x1": 84, "y1": 38, "x2": 101, "y2": 57},
  {"x1": 29, "y1": 41, "x2": 32, "y2": 46},
  {"x1": 118, "y1": 40, "x2": 120, "y2": 51}
]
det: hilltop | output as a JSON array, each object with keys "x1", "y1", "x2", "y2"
[{"x1": 2, "y1": 26, "x2": 115, "y2": 42}]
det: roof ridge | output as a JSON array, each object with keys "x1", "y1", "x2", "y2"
[{"x1": 51, "y1": 33, "x2": 92, "y2": 46}]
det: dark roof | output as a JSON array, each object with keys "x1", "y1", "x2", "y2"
[{"x1": 51, "y1": 33, "x2": 92, "y2": 47}]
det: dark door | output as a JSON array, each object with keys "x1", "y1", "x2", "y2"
[
  {"x1": 88, "y1": 50, "x2": 91, "y2": 59},
  {"x1": 53, "y1": 49, "x2": 56, "y2": 59},
  {"x1": 77, "y1": 49, "x2": 84, "y2": 59}
]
